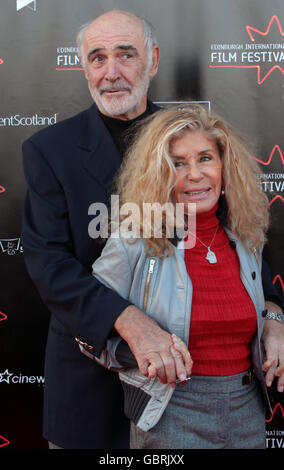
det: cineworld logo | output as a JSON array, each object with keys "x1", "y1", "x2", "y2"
[
  {"x1": 210, "y1": 15, "x2": 284, "y2": 84},
  {"x1": 56, "y1": 46, "x2": 83, "y2": 71},
  {"x1": 16, "y1": 0, "x2": 37, "y2": 12},
  {"x1": 0, "y1": 113, "x2": 58, "y2": 127},
  {"x1": 0, "y1": 369, "x2": 44, "y2": 385},
  {"x1": 0, "y1": 238, "x2": 23, "y2": 256}
]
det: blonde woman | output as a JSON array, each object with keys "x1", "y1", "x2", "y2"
[{"x1": 88, "y1": 105, "x2": 283, "y2": 449}]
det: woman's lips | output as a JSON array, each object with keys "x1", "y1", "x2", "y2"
[{"x1": 184, "y1": 188, "x2": 211, "y2": 200}]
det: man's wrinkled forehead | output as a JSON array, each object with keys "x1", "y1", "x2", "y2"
[{"x1": 83, "y1": 13, "x2": 145, "y2": 54}]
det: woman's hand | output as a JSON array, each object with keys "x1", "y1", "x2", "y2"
[
  {"x1": 170, "y1": 334, "x2": 193, "y2": 384},
  {"x1": 262, "y1": 309, "x2": 284, "y2": 393}
]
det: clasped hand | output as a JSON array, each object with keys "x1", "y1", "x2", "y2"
[
  {"x1": 262, "y1": 318, "x2": 284, "y2": 393},
  {"x1": 114, "y1": 305, "x2": 193, "y2": 387}
]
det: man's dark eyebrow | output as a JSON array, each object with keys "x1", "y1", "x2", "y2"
[
  {"x1": 116, "y1": 45, "x2": 138, "y2": 54},
  {"x1": 87, "y1": 45, "x2": 138, "y2": 61},
  {"x1": 87, "y1": 47, "x2": 105, "y2": 61}
]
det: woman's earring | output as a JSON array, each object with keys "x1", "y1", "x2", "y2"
[{"x1": 221, "y1": 187, "x2": 225, "y2": 196}]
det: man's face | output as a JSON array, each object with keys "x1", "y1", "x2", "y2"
[{"x1": 82, "y1": 13, "x2": 159, "y2": 120}]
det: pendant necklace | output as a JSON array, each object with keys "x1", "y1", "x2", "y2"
[{"x1": 187, "y1": 224, "x2": 219, "y2": 264}]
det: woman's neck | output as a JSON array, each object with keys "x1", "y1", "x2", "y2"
[{"x1": 195, "y1": 204, "x2": 219, "y2": 233}]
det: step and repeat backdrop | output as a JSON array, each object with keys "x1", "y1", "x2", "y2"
[{"x1": 0, "y1": 0, "x2": 284, "y2": 450}]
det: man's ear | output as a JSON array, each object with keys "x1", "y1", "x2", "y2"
[{"x1": 149, "y1": 45, "x2": 160, "y2": 78}]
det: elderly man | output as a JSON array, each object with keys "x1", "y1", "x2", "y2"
[{"x1": 22, "y1": 10, "x2": 284, "y2": 450}]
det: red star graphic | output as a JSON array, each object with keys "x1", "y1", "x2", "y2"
[
  {"x1": 0, "y1": 435, "x2": 10, "y2": 448},
  {"x1": 252, "y1": 145, "x2": 284, "y2": 166},
  {"x1": 246, "y1": 15, "x2": 284, "y2": 41},
  {"x1": 273, "y1": 274, "x2": 284, "y2": 293},
  {"x1": 266, "y1": 402, "x2": 284, "y2": 423},
  {"x1": 210, "y1": 64, "x2": 284, "y2": 85},
  {"x1": 245, "y1": 15, "x2": 284, "y2": 83},
  {"x1": 252, "y1": 146, "x2": 284, "y2": 206},
  {"x1": 0, "y1": 311, "x2": 7, "y2": 322},
  {"x1": 56, "y1": 67, "x2": 83, "y2": 71},
  {"x1": 210, "y1": 15, "x2": 284, "y2": 84},
  {"x1": 268, "y1": 195, "x2": 284, "y2": 207}
]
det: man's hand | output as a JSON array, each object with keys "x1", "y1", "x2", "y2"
[
  {"x1": 262, "y1": 301, "x2": 284, "y2": 392},
  {"x1": 114, "y1": 305, "x2": 192, "y2": 388}
]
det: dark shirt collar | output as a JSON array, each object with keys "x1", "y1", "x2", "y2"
[{"x1": 98, "y1": 104, "x2": 152, "y2": 157}]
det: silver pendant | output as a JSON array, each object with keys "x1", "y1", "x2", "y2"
[{"x1": 206, "y1": 247, "x2": 217, "y2": 264}]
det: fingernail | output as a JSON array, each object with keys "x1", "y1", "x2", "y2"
[
  {"x1": 176, "y1": 376, "x2": 191, "y2": 384},
  {"x1": 179, "y1": 373, "x2": 186, "y2": 381},
  {"x1": 267, "y1": 380, "x2": 272, "y2": 387},
  {"x1": 278, "y1": 386, "x2": 284, "y2": 393}
]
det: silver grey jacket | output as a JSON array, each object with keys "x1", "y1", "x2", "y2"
[{"x1": 85, "y1": 229, "x2": 271, "y2": 431}]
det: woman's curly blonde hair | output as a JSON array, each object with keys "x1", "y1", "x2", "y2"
[{"x1": 115, "y1": 104, "x2": 269, "y2": 257}]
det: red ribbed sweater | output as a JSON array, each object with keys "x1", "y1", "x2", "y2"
[{"x1": 185, "y1": 205, "x2": 257, "y2": 376}]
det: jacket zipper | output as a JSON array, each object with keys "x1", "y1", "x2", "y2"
[{"x1": 143, "y1": 258, "x2": 156, "y2": 311}]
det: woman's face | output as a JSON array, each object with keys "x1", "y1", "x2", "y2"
[{"x1": 170, "y1": 130, "x2": 223, "y2": 214}]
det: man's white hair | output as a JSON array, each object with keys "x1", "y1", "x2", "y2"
[{"x1": 76, "y1": 11, "x2": 158, "y2": 69}]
